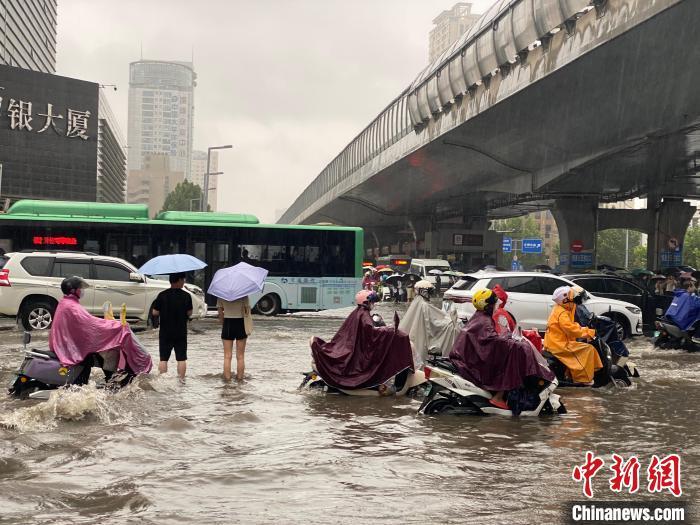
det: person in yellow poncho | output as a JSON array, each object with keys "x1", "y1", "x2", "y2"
[{"x1": 544, "y1": 286, "x2": 603, "y2": 386}]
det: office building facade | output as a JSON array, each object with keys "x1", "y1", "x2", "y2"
[
  {"x1": 97, "y1": 90, "x2": 127, "y2": 203},
  {"x1": 429, "y1": 2, "x2": 480, "y2": 63},
  {"x1": 127, "y1": 154, "x2": 184, "y2": 216},
  {"x1": 0, "y1": 0, "x2": 57, "y2": 73},
  {"x1": 0, "y1": 64, "x2": 99, "y2": 202},
  {"x1": 127, "y1": 60, "x2": 196, "y2": 181}
]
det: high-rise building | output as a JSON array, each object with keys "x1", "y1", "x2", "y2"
[
  {"x1": 190, "y1": 150, "x2": 218, "y2": 211},
  {"x1": 97, "y1": 90, "x2": 127, "y2": 203},
  {"x1": 127, "y1": 60, "x2": 196, "y2": 183},
  {"x1": 127, "y1": 154, "x2": 184, "y2": 216},
  {"x1": 0, "y1": 0, "x2": 57, "y2": 73},
  {"x1": 429, "y1": 2, "x2": 480, "y2": 63}
]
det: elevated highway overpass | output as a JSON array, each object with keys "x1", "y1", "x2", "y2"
[{"x1": 280, "y1": 0, "x2": 700, "y2": 270}]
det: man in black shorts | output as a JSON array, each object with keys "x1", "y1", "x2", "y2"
[{"x1": 152, "y1": 272, "x2": 193, "y2": 380}]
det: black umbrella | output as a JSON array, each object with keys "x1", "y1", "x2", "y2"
[{"x1": 402, "y1": 273, "x2": 421, "y2": 285}]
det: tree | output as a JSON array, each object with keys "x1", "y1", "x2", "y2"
[
  {"x1": 683, "y1": 226, "x2": 700, "y2": 269},
  {"x1": 160, "y1": 180, "x2": 210, "y2": 214},
  {"x1": 596, "y1": 229, "x2": 646, "y2": 269}
]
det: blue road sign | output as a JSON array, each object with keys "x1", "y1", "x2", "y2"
[
  {"x1": 502, "y1": 237, "x2": 512, "y2": 253},
  {"x1": 521, "y1": 238, "x2": 543, "y2": 254},
  {"x1": 570, "y1": 252, "x2": 594, "y2": 269},
  {"x1": 511, "y1": 260, "x2": 519, "y2": 271}
]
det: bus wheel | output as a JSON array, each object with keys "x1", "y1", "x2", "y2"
[{"x1": 255, "y1": 294, "x2": 280, "y2": 316}]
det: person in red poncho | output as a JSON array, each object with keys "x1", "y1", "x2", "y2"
[
  {"x1": 492, "y1": 284, "x2": 543, "y2": 352},
  {"x1": 49, "y1": 276, "x2": 152, "y2": 377}
]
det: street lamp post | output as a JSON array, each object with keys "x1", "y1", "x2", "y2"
[{"x1": 202, "y1": 145, "x2": 232, "y2": 211}]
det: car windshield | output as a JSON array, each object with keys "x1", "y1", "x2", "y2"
[{"x1": 426, "y1": 265, "x2": 450, "y2": 273}]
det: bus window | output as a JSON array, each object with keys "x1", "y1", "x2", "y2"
[
  {"x1": 212, "y1": 242, "x2": 230, "y2": 275},
  {"x1": 192, "y1": 241, "x2": 207, "y2": 289}
]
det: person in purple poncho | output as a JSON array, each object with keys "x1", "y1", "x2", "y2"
[
  {"x1": 310, "y1": 290, "x2": 414, "y2": 392},
  {"x1": 49, "y1": 276, "x2": 152, "y2": 378},
  {"x1": 448, "y1": 288, "x2": 554, "y2": 410}
]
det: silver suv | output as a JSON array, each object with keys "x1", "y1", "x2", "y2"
[{"x1": 0, "y1": 251, "x2": 207, "y2": 330}]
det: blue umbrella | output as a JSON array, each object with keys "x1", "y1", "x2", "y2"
[
  {"x1": 207, "y1": 262, "x2": 269, "y2": 302},
  {"x1": 139, "y1": 254, "x2": 207, "y2": 275}
]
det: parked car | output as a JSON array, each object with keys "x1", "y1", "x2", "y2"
[
  {"x1": 0, "y1": 251, "x2": 207, "y2": 330},
  {"x1": 562, "y1": 273, "x2": 655, "y2": 331},
  {"x1": 442, "y1": 271, "x2": 643, "y2": 339},
  {"x1": 409, "y1": 259, "x2": 453, "y2": 291}
]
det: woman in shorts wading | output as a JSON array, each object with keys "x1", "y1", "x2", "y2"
[{"x1": 218, "y1": 296, "x2": 253, "y2": 381}]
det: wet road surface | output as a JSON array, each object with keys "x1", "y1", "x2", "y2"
[{"x1": 0, "y1": 303, "x2": 698, "y2": 524}]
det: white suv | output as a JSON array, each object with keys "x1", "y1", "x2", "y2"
[
  {"x1": 442, "y1": 271, "x2": 643, "y2": 339},
  {"x1": 0, "y1": 251, "x2": 207, "y2": 330}
]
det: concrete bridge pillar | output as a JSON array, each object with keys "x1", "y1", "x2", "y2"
[
  {"x1": 646, "y1": 197, "x2": 696, "y2": 271},
  {"x1": 551, "y1": 198, "x2": 599, "y2": 272}
]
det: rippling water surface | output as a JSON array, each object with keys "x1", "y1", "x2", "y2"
[{"x1": 0, "y1": 304, "x2": 698, "y2": 524}]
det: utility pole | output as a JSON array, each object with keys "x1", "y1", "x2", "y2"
[{"x1": 202, "y1": 145, "x2": 232, "y2": 211}]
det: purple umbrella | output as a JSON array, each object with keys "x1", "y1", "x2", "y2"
[{"x1": 207, "y1": 262, "x2": 269, "y2": 301}]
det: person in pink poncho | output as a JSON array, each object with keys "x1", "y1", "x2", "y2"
[{"x1": 48, "y1": 276, "x2": 153, "y2": 378}]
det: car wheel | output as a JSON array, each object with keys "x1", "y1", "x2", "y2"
[
  {"x1": 255, "y1": 294, "x2": 280, "y2": 316},
  {"x1": 21, "y1": 300, "x2": 55, "y2": 331},
  {"x1": 612, "y1": 315, "x2": 629, "y2": 340}
]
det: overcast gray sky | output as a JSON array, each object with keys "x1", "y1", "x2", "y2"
[{"x1": 56, "y1": 0, "x2": 496, "y2": 222}]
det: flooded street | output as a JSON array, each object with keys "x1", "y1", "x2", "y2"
[{"x1": 1, "y1": 304, "x2": 699, "y2": 525}]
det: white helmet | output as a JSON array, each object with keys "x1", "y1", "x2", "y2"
[
  {"x1": 415, "y1": 279, "x2": 434, "y2": 300},
  {"x1": 552, "y1": 286, "x2": 572, "y2": 305},
  {"x1": 414, "y1": 280, "x2": 434, "y2": 290}
]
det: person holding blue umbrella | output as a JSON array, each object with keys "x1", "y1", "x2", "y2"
[
  {"x1": 141, "y1": 254, "x2": 206, "y2": 381},
  {"x1": 208, "y1": 262, "x2": 268, "y2": 381},
  {"x1": 152, "y1": 272, "x2": 193, "y2": 380}
]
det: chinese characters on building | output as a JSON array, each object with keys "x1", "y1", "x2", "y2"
[
  {"x1": 573, "y1": 452, "x2": 682, "y2": 498},
  {"x1": 0, "y1": 89, "x2": 90, "y2": 140}
]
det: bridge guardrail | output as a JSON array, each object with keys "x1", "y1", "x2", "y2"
[{"x1": 281, "y1": 0, "x2": 593, "y2": 224}]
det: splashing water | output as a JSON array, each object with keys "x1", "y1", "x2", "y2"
[{"x1": 0, "y1": 382, "x2": 142, "y2": 433}]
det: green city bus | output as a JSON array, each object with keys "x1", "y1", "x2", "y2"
[{"x1": 0, "y1": 200, "x2": 363, "y2": 314}]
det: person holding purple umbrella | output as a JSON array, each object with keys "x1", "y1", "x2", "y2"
[
  {"x1": 217, "y1": 295, "x2": 253, "y2": 381},
  {"x1": 208, "y1": 262, "x2": 269, "y2": 382}
]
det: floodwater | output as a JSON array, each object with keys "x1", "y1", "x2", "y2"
[{"x1": 0, "y1": 303, "x2": 698, "y2": 524}]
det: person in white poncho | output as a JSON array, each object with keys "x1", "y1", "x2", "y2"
[{"x1": 398, "y1": 280, "x2": 461, "y2": 367}]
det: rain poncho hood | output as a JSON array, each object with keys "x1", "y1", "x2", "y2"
[
  {"x1": 311, "y1": 306, "x2": 414, "y2": 389},
  {"x1": 48, "y1": 295, "x2": 152, "y2": 374},
  {"x1": 448, "y1": 310, "x2": 554, "y2": 391},
  {"x1": 492, "y1": 287, "x2": 543, "y2": 352},
  {"x1": 665, "y1": 289, "x2": 700, "y2": 331},
  {"x1": 399, "y1": 297, "x2": 460, "y2": 367}
]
